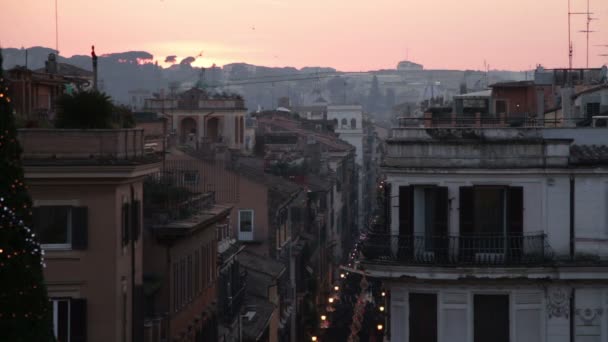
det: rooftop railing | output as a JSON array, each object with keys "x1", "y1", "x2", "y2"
[
  {"x1": 18, "y1": 128, "x2": 146, "y2": 160},
  {"x1": 361, "y1": 233, "x2": 553, "y2": 266},
  {"x1": 397, "y1": 114, "x2": 606, "y2": 129}
]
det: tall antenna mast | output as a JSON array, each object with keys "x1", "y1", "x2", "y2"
[
  {"x1": 569, "y1": 0, "x2": 595, "y2": 68},
  {"x1": 568, "y1": 0, "x2": 572, "y2": 69},
  {"x1": 578, "y1": 0, "x2": 597, "y2": 68},
  {"x1": 55, "y1": 0, "x2": 59, "y2": 54}
]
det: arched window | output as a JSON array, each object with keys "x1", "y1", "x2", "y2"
[
  {"x1": 341, "y1": 118, "x2": 347, "y2": 127},
  {"x1": 351, "y1": 118, "x2": 357, "y2": 129}
]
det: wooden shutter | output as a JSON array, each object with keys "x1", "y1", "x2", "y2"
[
  {"x1": 384, "y1": 183, "x2": 392, "y2": 232},
  {"x1": 434, "y1": 187, "x2": 449, "y2": 236},
  {"x1": 71, "y1": 207, "x2": 89, "y2": 250},
  {"x1": 398, "y1": 186, "x2": 413, "y2": 236},
  {"x1": 131, "y1": 200, "x2": 141, "y2": 242},
  {"x1": 70, "y1": 298, "x2": 87, "y2": 342},
  {"x1": 507, "y1": 187, "x2": 524, "y2": 235},
  {"x1": 459, "y1": 187, "x2": 474, "y2": 235},
  {"x1": 434, "y1": 187, "x2": 449, "y2": 262},
  {"x1": 122, "y1": 203, "x2": 130, "y2": 246}
]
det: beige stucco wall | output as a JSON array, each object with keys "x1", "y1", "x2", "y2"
[{"x1": 30, "y1": 178, "x2": 145, "y2": 342}]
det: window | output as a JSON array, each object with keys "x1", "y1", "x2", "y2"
[
  {"x1": 350, "y1": 118, "x2": 357, "y2": 129},
  {"x1": 51, "y1": 299, "x2": 70, "y2": 342},
  {"x1": 180, "y1": 259, "x2": 186, "y2": 307},
  {"x1": 474, "y1": 295, "x2": 509, "y2": 342},
  {"x1": 207, "y1": 244, "x2": 213, "y2": 285},
  {"x1": 586, "y1": 102, "x2": 600, "y2": 118},
  {"x1": 341, "y1": 118, "x2": 347, "y2": 127},
  {"x1": 33, "y1": 206, "x2": 88, "y2": 250},
  {"x1": 182, "y1": 171, "x2": 199, "y2": 186},
  {"x1": 495, "y1": 100, "x2": 507, "y2": 114},
  {"x1": 459, "y1": 186, "x2": 523, "y2": 236},
  {"x1": 238, "y1": 210, "x2": 254, "y2": 241},
  {"x1": 187, "y1": 255, "x2": 192, "y2": 302},
  {"x1": 50, "y1": 298, "x2": 86, "y2": 342},
  {"x1": 34, "y1": 206, "x2": 71, "y2": 247},
  {"x1": 173, "y1": 262, "x2": 178, "y2": 311},
  {"x1": 194, "y1": 250, "x2": 200, "y2": 294},
  {"x1": 202, "y1": 245, "x2": 208, "y2": 288},
  {"x1": 409, "y1": 293, "x2": 437, "y2": 342},
  {"x1": 459, "y1": 186, "x2": 523, "y2": 260}
]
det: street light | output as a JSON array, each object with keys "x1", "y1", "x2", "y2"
[
  {"x1": 340, "y1": 273, "x2": 345, "y2": 279},
  {"x1": 328, "y1": 297, "x2": 334, "y2": 304},
  {"x1": 381, "y1": 291, "x2": 386, "y2": 297},
  {"x1": 311, "y1": 336, "x2": 318, "y2": 341},
  {"x1": 321, "y1": 315, "x2": 327, "y2": 321},
  {"x1": 379, "y1": 306, "x2": 385, "y2": 312},
  {"x1": 334, "y1": 285, "x2": 340, "y2": 291},
  {"x1": 377, "y1": 324, "x2": 383, "y2": 331}
]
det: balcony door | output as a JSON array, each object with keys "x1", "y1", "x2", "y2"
[
  {"x1": 460, "y1": 186, "x2": 523, "y2": 262},
  {"x1": 238, "y1": 209, "x2": 254, "y2": 241},
  {"x1": 474, "y1": 294, "x2": 509, "y2": 342},
  {"x1": 399, "y1": 186, "x2": 448, "y2": 261}
]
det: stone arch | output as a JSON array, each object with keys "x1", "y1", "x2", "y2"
[{"x1": 180, "y1": 117, "x2": 197, "y2": 144}]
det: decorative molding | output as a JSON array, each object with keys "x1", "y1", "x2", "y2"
[
  {"x1": 546, "y1": 287, "x2": 570, "y2": 319},
  {"x1": 575, "y1": 308, "x2": 603, "y2": 326}
]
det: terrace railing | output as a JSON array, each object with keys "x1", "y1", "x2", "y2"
[{"x1": 361, "y1": 233, "x2": 553, "y2": 266}]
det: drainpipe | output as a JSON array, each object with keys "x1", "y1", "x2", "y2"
[
  {"x1": 130, "y1": 185, "x2": 136, "y2": 342},
  {"x1": 166, "y1": 245, "x2": 172, "y2": 341},
  {"x1": 569, "y1": 175, "x2": 575, "y2": 260},
  {"x1": 570, "y1": 289, "x2": 575, "y2": 342}
]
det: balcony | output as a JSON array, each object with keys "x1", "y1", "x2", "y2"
[
  {"x1": 361, "y1": 233, "x2": 553, "y2": 266},
  {"x1": 218, "y1": 272, "x2": 247, "y2": 324}
]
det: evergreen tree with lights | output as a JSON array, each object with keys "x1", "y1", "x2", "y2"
[{"x1": 0, "y1": 49, "x2": 55, "y2": 341}]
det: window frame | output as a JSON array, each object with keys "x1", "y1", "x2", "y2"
[
  {"x1": 34, "y1": 205, "x2": 74, "y2": 250},
  {"x1": 182, "y1": 170, "x2": 199, "y2": 186},
  {"x1": 50, "y1": 298, "x2": 71, "y2": 342},
  {"x1": 238, "y1": 209, "x2": 254, "y2": 241}
]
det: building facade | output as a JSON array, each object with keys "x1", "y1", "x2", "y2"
[
  {"x1": 144, "y1": 88, "x2": 247, "y2": 150},
  {"x1": 363, "y1": 126, "x2": 608, "y2": 342},
  {"x1": 21, "y1": 128, "x2": 160, "y2": 342}
]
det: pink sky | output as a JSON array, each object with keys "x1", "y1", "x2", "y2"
[{"x1": 2, "y1": 0, "x2": 608, "y2": 71}]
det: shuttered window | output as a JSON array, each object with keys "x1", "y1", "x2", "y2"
[{"x1": 33, "y1": 206, "x2": 88, "y2": 250}]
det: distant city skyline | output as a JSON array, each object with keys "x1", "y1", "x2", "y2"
[{"x1": 2, "y1": 0, "x2": 608, "y2": 71}]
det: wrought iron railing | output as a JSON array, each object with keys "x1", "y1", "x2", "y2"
[
  {"x1": 361, "y1": 233, "x2": 553, "y2": 266},
  {"x1": 218, "y1": 272, "x2": 247, "y2": 324}
]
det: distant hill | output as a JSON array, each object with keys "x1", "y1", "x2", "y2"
[{"x1": 1, "y1": 46, "x2": 525, "y2": 114}]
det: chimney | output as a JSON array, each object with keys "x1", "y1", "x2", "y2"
[{"x1": 91, "y1": 45, "x2": 98, "y2": 91}]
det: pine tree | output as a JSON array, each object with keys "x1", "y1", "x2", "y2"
[{"x1": 0, "y1": 49, "x2": 54, "y2": 341}]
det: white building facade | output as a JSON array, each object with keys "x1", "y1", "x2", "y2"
[
  {"x1": 363, "y1": 127, "x2": 608, "y2": 342},
  {"x1": 327, "y1": 105, "x2": 367, "y2": 231}
]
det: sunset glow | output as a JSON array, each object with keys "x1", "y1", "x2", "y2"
[{"x1": 2, "y1": 0, "x2": 608, "y2": 70}]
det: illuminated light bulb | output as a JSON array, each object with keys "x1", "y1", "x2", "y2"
[
  {"x1": 328, "y1": 297, "x2": 334, "y2": 304},
  {"x1": 377, "y1": 324, "x2": 383, "y2": 331},
  {"x1": 321, "y1": 315, "x2": 327, "y2": 321},
  {"x1": 379, "y1": 306, "x2": 385, "y2": 312},
  {"x1": 381, "y1": 291, "x2": 386, "y2": 297},
  {"x1": 311, "y1": 336, "x2": 317, "y2": 341},
  {"x1": 340, "y1": 273, "x2": 345, "y2": 279},
  {"x1": 334, "y1": 286, "x2": 339, "y2": 291}
]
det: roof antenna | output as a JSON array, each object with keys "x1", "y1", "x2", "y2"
[{"x1": 55, "y1": 0, "x2": 59, "y2": 55}]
